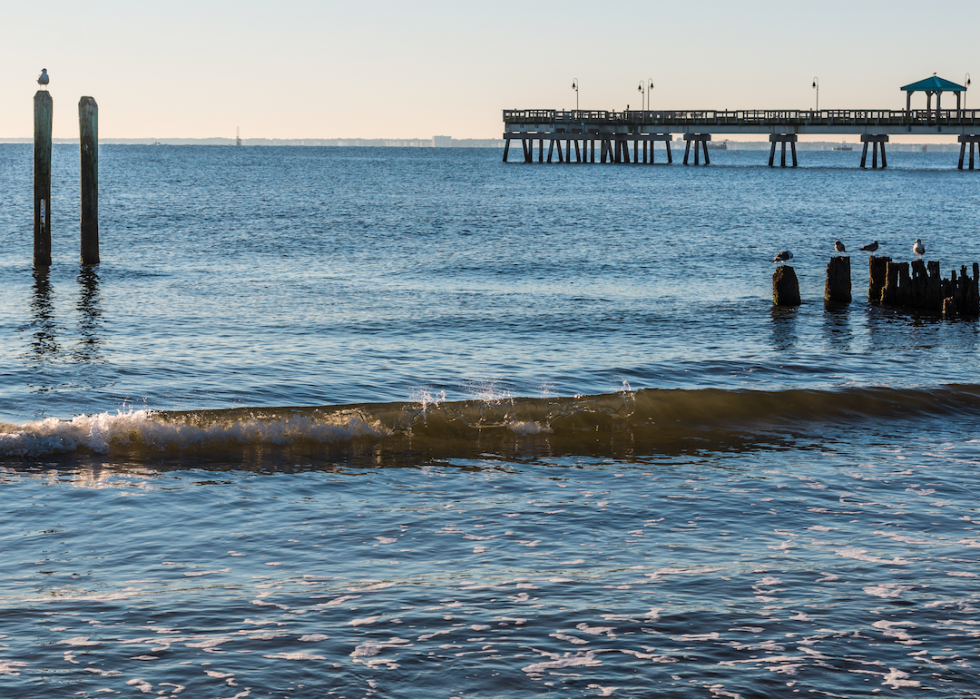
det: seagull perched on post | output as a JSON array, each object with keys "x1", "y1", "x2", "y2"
[
  {"x1": 834, "y1": 240, "x2": 846, "y2": 254},
  {"x1": 37, "y1": 69, "x2": 49, "y2": 89},
  {"x1": 913, "y1": 238, "x2": 925, "y2": 258},
  {"x1": 860, "y1": 240, "x2": 879, "y2": 253},
  {"x1": 773, "y1": 250, "x2": 793, "y2": 265}
]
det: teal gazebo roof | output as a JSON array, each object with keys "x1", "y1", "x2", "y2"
[{"x1": 901, "y1": 76, "x2": 967, "y2": 92}]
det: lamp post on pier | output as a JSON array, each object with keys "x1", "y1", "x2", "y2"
[
  {"x1": 637, "y1": 81, "x2": 645, "y2": 112},
  {"x1": 647, "y1": 79, "x2": 654, "y2": 111},
  {"x1": 966, "y1": 73, "x2": 972, "y2": 111},
  {"x1": 571, "y1": 79, "x2": 579, "y2": 112},
  {"x1": 812, "y1": 77, "x2": 819, "y2": 112}
]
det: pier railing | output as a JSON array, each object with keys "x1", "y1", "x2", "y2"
[{"x1": 504, "y1": 109, "x2": 980, "y2": 128}]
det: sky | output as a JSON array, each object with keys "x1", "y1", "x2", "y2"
[{"x1": 1, "y1": 0, "x2": 978, "y2": 140}]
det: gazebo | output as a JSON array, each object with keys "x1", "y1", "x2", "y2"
[{"x1": 900, "y1": 75, "x2": 967, "y2": 115}]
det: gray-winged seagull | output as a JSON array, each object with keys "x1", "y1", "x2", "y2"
[
  {"x1": 773, "y1": 250, "x2": 793, "y2": 265},
  {"x1": 37, "y1": 69, "x2": 49, "y2": 88}
]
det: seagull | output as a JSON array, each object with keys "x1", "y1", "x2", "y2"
[
  {"x1": 37, "y1": 68, "x2": 49, "y2": 88},
  {"x1": 834, "y1": 240, "x2": 846, "y2": 254},
  {"x1": 860, "y1": 240, "x2": 879, "y2": 253},
  {"x1": 913, "y1": 238, "x2": 925, "y2": 258},
  {"x1": 773, "y1": 250, "x2": 793, "y2": 265}
]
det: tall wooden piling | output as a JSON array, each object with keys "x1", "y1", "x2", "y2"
[
  {"x1": 824, "y1": 256, "x2": 851, "y2": 303},
  {"x1": 773, "y1": 266, "x2": 801, "y2": 306},
  {"x1": 79, "y1": 97, "x2": 100, "y2": 265},
  {"x1": 34, "y1": 91, "x2": 53, "y2": 267}
]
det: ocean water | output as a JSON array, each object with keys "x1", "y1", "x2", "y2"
[{"x1": 2, "y1": 145, "x2": 980, "y2": 697}]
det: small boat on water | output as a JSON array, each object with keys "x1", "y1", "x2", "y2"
[
  {"x1": 706, "y1": 139, "x2": 729, "y2": 151},
  {"x1": 832, "y1": 141, "x2": 853, "y2": 151}
]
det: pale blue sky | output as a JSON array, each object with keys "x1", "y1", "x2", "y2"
[{"x1": 1, "y1": 0, "x2": 977, "y2": 139}]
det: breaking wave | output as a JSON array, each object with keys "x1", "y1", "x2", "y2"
[{"x1": 4, "y1": 384, "x2": 980, "y2": 463}]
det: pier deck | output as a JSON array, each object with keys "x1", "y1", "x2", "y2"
[
  {"x1": 502, "y1": 109, "x2": 980, "y2": 168},
  {"x1": 504, "y1": 109, "x2": 980, "y2": 136}
]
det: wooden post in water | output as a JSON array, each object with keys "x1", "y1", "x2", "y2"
[
  {"x1": 772, "y1": 266, "x2": 801, "y2": 306},
  {"x1": 79, "y1": 97, "x2": 99, "y2": 264},
  {"x1": 868, "y1": 255, "x2": 890, "y2": 302},
  {"x1": 34, "y1": 91, "x2": 53, "y2": 267},
  {"x1": 824, "y1": 256, "x2": 851, "y2": 303}
]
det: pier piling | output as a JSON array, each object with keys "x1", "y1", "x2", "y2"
[
  {"x1": 683, "y1": 134, "x2": 710, "y2": 165},
  {"x1": 79, "y1": 97, "x2": 99, "y2": 265},
  {"x1": 860, "y1": 135, "x2": 889, "y2": 169},
  {"x1": 34, "y1": 91, "x2": 53, "y2": 267},
  {"x1": 768, "y1": 134, "x2": 798, "y2": 168},
  {"x1": 825, "y1": 257, "x2": 851, "y2": 303},
  {"x1": 773, "y1": 266, "x2": 801, "y2": 306},
  {"x1": 958, "y1": 135, "x2": 980, "y2": 170}
]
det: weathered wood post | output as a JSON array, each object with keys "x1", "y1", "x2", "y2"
[
  {"x1": 34, "y1": 91, "x2": 53, "y2": 267},
  {"x1": 79, "y1": 97, "x2": 99, "y2": 265},
  {"x1": 773, "y1": 266, "x2": 801, "y2": 306},
  {"x1": 868, "y1": 255, "x2": 890, "y2": 302},
  {"x1": 825, "y1": 256, "x2": 851, "y2": 303}
]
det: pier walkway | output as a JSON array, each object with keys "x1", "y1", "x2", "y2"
[{"x1": 502, "y1": 109, "x2": 980, "y2": 169}]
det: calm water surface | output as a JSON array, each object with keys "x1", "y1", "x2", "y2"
[{"x1": 1, "y1": 146, "x2": 980, "y2": 697}]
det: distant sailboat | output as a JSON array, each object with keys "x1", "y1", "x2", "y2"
[{"x1": 236, "y1": 127, "x2": 242, "y2": 147}]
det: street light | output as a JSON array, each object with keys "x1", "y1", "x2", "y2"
[
  {"x1": 572, "y1": 79, "x2": 579, "y2": 112},
  {"x1": 637, "y1": 81, "x2": 645, "y2": 112},
  {"x1": 966, "y1": 73, "x2": 972, "y2": 110},
  {"x1": 812, "y1": 77, "x2": 819, "y2": 112},
  {"x1": 647, "y1": 80, "x2": 654, "y2": 111}
]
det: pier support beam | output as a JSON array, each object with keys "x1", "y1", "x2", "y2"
[
  {"x1": 860, "y1": 134, "x2": 888, "y2": 169},
  {"x1": 957, "y1": 134, "x2": 980, "y2": 170},
  {"x1": 768, "y1": 134, "x2": 798, "y2": 168},
  {"x1": 683, "y1": 133, "x2": 711, "y2": 166}
]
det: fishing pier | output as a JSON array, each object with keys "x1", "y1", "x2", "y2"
[{"x1": 503, "y1": 76, "x2": 980, "y2": 170}]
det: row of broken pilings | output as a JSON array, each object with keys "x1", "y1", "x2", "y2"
[{"x1": 773, "y1": 256, "x2": 980, "y2": 318}]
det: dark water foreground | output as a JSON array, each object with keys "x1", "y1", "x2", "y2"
[{"x1": 2, "y1": 147, "x2": 980, "y2": 696}]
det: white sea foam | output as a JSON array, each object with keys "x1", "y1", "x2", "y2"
[
  {"x1": 0, "y1": 409, "x2": 390, "y2": 457},
  {"x1": 350, "y1": 615, "x2": 380, "y2": 626},
  {"x1": 864, "y1": 584, "x2": 917, "y2": 599},
  {"x1": 835, "y1": 549, "x2": 911, "y2": 565},
  {"x1": 882, "y1": 668, "x2": 920, "y2": 688},
  {"x1": 0, "y1": 659, "x2": 28, "y2": 676},
  {"x1": 522, "y1": 650, "x2": 602, "y2": 674},
  {"x1": 263, "y1": 652, "x2": 325, "y2": 661},
  {"x1": 61, "y1": 636, "x2": 100, "y2": 646}
]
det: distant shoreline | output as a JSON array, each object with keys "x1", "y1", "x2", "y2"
[
  {"x1": 0, "y1": 137, "x2": 968, "y2": 152},
  {"x1": 0, "y1": 137, "x2": 506, "y2": 148}
]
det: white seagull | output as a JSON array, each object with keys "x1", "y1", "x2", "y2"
[
  {"x1": 913, "y1": 238, "x2": 925, "y2": 258},
  {"x1": 834, "y1": 240, "x2": 846, "y2": 254},
  {"x1": 37, "y1": 68, "x2": 49, "y2": 88},
  {"x1": 860, "y1": 240, "x2": 879, "y2": 253},
  {"x1": 773, "y1": 250, "x2": 793, "y2": 265}
]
